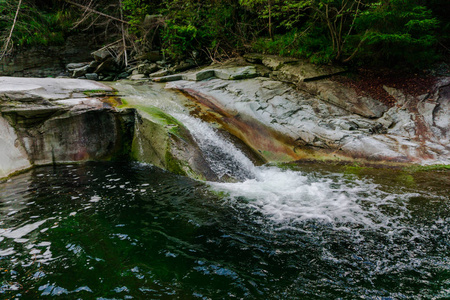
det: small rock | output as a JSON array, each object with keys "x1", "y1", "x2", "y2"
[
  {"x1": 103, "y1": 75, "x2": 115, "y2": 81},
  {"x1": 117, "y1": 72, "x2": 129, "y2": 79},
  {"x1": 152, "y1": 75, "x2": 183, "y2": 82},
  {"x1": 149, "y1": 69, "x2": 171, "y2": 78},
  {"x1": 129, "y1": 74, "x2": 147, "y2": 80},
  {"x1": 66, "y1": 62, "x2": 89, "y2": 71},
  {"x1": 156, "y1": 60, "x2": 166, "y2": 67},
  {"x1": 85, "y1": 73, "x2": 99, "y2": 81},
  {"x1": 183, "y1": 70, "x2": 215, "y2": 81},
  {"x1": 214, "y1": 66, "x2": 258, "y2": 80},
  {"x1": 171, "y1": 61, "x2": 195, "y2": 73},
  {"x1": 136, "y1": 63, "x2": 159, "y2": 75},
  {"x1": 72, "y1": 65, "x2": 90, "y2": 78},
  {"x1": 243, "y1": 53, "x2": 263, "y2": 64},
  {"x1": 92, "y1": 48, "x2": 112, "y2": 62},
  {"x1": 95, "y1": 58, "x2": 117, "y2": 74}
]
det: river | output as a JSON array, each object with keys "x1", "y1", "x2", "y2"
[{"x1": 1, "y1": 81, "x2": 449, "y2": 299}]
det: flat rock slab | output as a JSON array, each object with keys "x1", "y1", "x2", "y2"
[
  {"x1": 272, "y1": 61, "x2": 346, "y2": 82},
  {"x1": 244, "y1": 53, "x2": 346, "y2": 81},
  {"x1": 244, "y1": 53, "x2": 298, "y2": 70},
  {"x1": 152, "y1": 66, "x2": 258, "y2": 83},
  {"x1": 0, "y1": 77, "x2": 114, "y2": 103}
]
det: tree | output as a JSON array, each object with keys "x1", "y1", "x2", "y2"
[
  {"x1": 240, "y1": 0, "x2": 278, "y2": 41},
  {"x1": 355, "y1": 0, "x2": 440, "y2": 66}
]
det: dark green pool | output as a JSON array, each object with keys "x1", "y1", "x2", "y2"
[{"x1": 1, "y1": 162, "x2": 449, "y2": 299}]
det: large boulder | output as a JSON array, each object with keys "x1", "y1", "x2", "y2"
[
  {"x1": 0, "y1": 77, "x2": 133, "y2": 179},
  {"x1": 131, "y1": 106, "x2": 217, "y2": 181}
]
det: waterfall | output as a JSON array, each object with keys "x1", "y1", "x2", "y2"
[
  {"x1": 133, "y1": 112, "x2": 145, "y2": 160},
  {"x1": 176, "y1": 114, "x2": 426, "y2": 232},
  {"x1": 113, "y1": 81, "x2": 426, "y2": 231},
  {"x1": 174, "y1": 114, "x2": 257, "y2": 181}
]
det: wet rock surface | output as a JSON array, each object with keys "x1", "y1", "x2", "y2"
[
  {"x1": 0, "y1": 77, "x2": 134, "y2": 179},
  {"x1": 131, "y1": 106, "x2": 217, "y2": 181},
  {"x1": 167, "y1": 72, "x2": 450, "y2": 164}
]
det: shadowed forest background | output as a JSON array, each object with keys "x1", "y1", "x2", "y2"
[{"x1": 0, "y1": 0, "x2": 449, "y2": 69}]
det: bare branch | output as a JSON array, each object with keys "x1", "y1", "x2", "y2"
[
  {"x1": 119, "y1": 0, "x2": 128, "y2": 66},
  {"x1": 0, "y1": 0, "x2": 22, "y2": 61},
  {"x1": 64, "y1": 0, "x2": 129, "y2": 24}
]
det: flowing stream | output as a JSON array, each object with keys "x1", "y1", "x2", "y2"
[{"x1": 1, "y1": 82, "x2": 449, "y2": 299}]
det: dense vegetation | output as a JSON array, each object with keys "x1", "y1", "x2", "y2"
[{"x1": 1, "y1": 0, "x2": 449, "y2": 68}]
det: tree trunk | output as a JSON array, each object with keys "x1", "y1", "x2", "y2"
[{"x1": 268, "y1": 0, "x2": 273, "y2": 41}]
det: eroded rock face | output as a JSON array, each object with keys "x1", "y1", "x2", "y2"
[
  {"x1": 167, "y1": 75, "x2": 449, "y2": 164},
  {"x1": 244, "y1": 54, "x2": 388, "y2": 119},
  {"x1": 6, "y1": 109, "x2": 135, "y2": 166},
  {"x1": 131, "y1": 106, "x2": 217, "y2": 181},
  {"x1": 0, "y1": 116, "x2": 31, "y2": 178},
  {"x1": 0, "y1": 77, "x2": 134, "y2": 179}
]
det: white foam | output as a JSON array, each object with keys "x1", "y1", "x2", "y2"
[{"x1": 210, "y1": 166, "x2": 416, "y2": 230}]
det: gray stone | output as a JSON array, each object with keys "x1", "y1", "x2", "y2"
[
  {"x1": 149, "y1": 69, "x2": 171, "y2": 78},
  {"x1": 85, "y1": 73, "x2": 99, "y2": 81},
  {"x1": 103, "y1": 75, "x2": 115, "y2": 81},
  {"x1": 72, "y1": 65, "x2": 90, "y2": 78},
  {"x1": 183, "y1": 70, "x2": 215, "y2": 81},
  {"x1": 67, "y1": 62, "x2": 89, "y2": 71},
  {"x1": 117, "y1": 72, "x2": 129, "y2": 79},
  {"x1": 130, "y1": 74, "x2": 147, "y2": 80},
  {"x1": 171, "y1": 61, "x2": 195, "y2": 73},
  {"x1": 94, "y1": 58, "x2": 117, "y2": 74},
  {"x1": 137, "y1": 63, "x2": 159, "y2": 75},
  {"x1": 214, "y1": 66, "x2": 258, "y2": 80},
  {"x1": 152, "y1": 75, "x2": 183, "y2": 82},
  {"x1": 243, "y1": 53, "x2": 263, "y2": 64},
  {"x1": 92, "y1": 48, "x2": 112, "y2": 62}
]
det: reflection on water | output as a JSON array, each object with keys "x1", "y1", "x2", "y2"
[{"x1": 0, "y1": 162, "x2": 449, "y2": 299}]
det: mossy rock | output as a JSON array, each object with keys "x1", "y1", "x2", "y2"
[{"x1": 131, "y1": 107, "x2": 217, "y2": 181}]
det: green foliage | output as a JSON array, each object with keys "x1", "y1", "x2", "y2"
[
  {"x1": 251, "y1": 26, "x2": 334, "y2": 64},
  {"x1": 1, "y1": 0, "x2": 447, "y2": 68},
  {"x1": 0, "y1": 0, "x2": 75, "y2": 48},
  {"x1": 159, "y1": 0, "x2": 243, "y2": 61},
  {"x1": 354, "y1": 0, "x2": 440, "y2": 67},
  {"x1": 121, "y1": 0, "x2": 151, "y2": 34}
]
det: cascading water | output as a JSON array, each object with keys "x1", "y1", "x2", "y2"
[
  {"x1": 174, "y1": 114, "x2": 257, "y2": 181},
  {"x1": 177, "y1": 114, "x2": 423, "y2": 230}
]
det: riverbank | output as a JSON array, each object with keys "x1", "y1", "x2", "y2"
[{"x1": 1, "y1": 53, "x2": 449, "y2": 180}]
